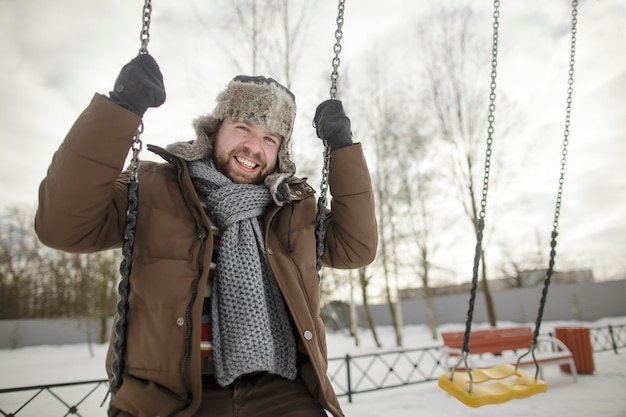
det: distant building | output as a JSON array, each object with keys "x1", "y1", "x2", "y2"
[
  {"x1": 518, "y1": 268, "x2": 594, "y2": 286},
  {"x1": 398, "y1": 268, "x2": 594, "y2": 300}
]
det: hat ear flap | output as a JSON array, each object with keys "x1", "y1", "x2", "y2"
[
  {"x1": 165, "y1": 115, "x2": 220, "y2": 161},
  {"x1": 277, "y1": 143, "x2": 296, "y2": 178},
  {"x1": 265, "y1": 172, "x2": 293, "y2": 206}
]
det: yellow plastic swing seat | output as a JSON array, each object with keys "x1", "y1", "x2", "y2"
[{"x1": 438, "y1": 364, "x2": 548, "y2": 408}]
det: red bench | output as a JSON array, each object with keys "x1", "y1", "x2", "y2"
[{"x1": 441, "y1": 326, "x2": 577, "y2": 381}]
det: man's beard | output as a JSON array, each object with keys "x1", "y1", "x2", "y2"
[{"x1": 212, "y1": 146, "x2": 273, "y2": 185}]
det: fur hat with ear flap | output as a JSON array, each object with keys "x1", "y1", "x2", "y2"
[{"x1": 166, "y1": 75, "x2": 297, "y2": 205}]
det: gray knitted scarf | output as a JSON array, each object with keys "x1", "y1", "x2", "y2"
[{"x1": 187, "y1": 159, "x2": 297, "y2": 387}]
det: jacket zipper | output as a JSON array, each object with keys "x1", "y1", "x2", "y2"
[{"x1": 264, "y1": 203, "x2": 325, "y2": 372}]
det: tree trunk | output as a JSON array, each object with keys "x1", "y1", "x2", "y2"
[
  {"x1": 349, "y1": 271, "x2": 360, "y2": 347},
  {"x1": 359, "y1": 267, "x2": 381, "y2": 348},
  {"x1": 421, "y1": 267, "x2": 439, "y2": 340}
]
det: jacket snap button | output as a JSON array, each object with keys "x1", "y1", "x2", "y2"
[
  {"x1": 295, "y1": 190, "x2": 302, "y2": 195},
  {"x1": 304, "y1": 330, "x2": 313, "y2": 340},
  {"x1": 176, "y1": 317, "x2": 184, "y2": 326},
  {"x1": 267, "y1": 248, "x2": 273, "y2": 255}
]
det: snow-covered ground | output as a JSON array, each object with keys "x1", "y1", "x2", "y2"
[{"x1": 1, "y1": 316, "x2": 626, "y2": 416}]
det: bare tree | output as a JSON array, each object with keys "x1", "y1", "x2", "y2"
[
  {"x1": 0, "y1": 206, "x2": 41, "y2": 319},
  {"x1": 228, "y1": 0, "x2": 274, "y2": 73},
  {"x1": 202, "y1": 0, "x2": 315, "y2": 83},
  {"x1": 398, "y1": 166, "x2": 442, "y2": 340},
  {"x1": 1, "y1": 206, "x2": 119, "y2": 331},
  {"x1": 348, "y1": 269, "x2": 360, "y2": 346},
  {"x1": 413, "y1": 5, "x2": 498, "y2": 326},
  {"x1": 357, "y1": 266, "x2": 381, "y2": 348},
  {"x1": 497, "y1": 230, "x2": 547, "y2": 288},
  {"x1": 267, "y1": 0, "x2": 315, "y2": 88},
  {"x1": 362, "y1": 53, "x2": 406, "y2": 347}
]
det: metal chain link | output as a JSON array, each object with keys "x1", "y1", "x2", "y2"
[
  {"x1": 139, "y1": 0, "x2": 152, "y2": 55},
  {"x1": 110, "y1": 125, "x2": 143, "y2": 397},
  {"x1": 111, "y1": 0, "x2": 152, "y2": 399},
  {"x1": 129, "y1": 0, "x2": 151, "y2": 178},
  {"x1": 329, "y1": 0, "x2": 345, "y2": 100},
  {"x1": 462, "y1": 0, "x2": 500, "y2": 355},
  {"x1": 533, "y1": 0, "x2": 578, "y2": 342},
  {"x1": 315, "y1": 0, "x2": 345, "y2": 274}
]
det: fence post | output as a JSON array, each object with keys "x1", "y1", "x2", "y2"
[
  {"x1": 345, "y1": 354, "x2": 352, "y2": 403},
  {"x1": 608, "y1": 325, "x2": 618, "y2": 354}
]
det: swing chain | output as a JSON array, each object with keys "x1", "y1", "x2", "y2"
[
  {"x1": 129, "y1": 0, "x2": 152, "y2": 179},
  {"x1": 112, "y1": 0, "x2": 153, "y2": 400},
  {"x1": 129, "y1": 123, "x2": 144, "y2": 182},
  {"x1": 315, "y1": 0, "x2": 346, "y2": 274},
  {"x1": 553, "y1": 0, "x2": 578, "y2": 231},
  {"x1": 315, "y1": 148, "x2": 330, "y2": 274},
  {"x1": 329, "y1": 0, "x2": 345, "y2": 99},
  {"x1": 480, "y1": 0, "x2": 500, "y2": 222},
  {"x1": 461, "y1": 0, "x2": 500, "y2": 354},
  {"x1": 532, "y1": 0, "x2": 578, "y2": 342},
  {"x1": 139, "y1": 0, "x2": 153, "y2": 55},
  {"x1": 482, "y1": 0, "x2": 499, "y2": 214}
]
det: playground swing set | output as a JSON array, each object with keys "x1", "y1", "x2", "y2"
[
  {"x1": 438, "y1": 0, "x2": 580, "y2": 407},
  {"x1": 109, "y1": 0, "x2": 582, "y2": 409}
]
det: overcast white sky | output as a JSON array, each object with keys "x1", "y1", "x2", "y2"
[{"x1": 1, "y1": 0, "x2": 625, "y2": 285}]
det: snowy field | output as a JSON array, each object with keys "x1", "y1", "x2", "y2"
[{"x1": 1, "y1": 316, "x2": 626, "y2": 416}]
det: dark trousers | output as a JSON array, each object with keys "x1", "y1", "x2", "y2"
[{"x1": 194, "y1": 373, "x2": 328, "y2": 417}]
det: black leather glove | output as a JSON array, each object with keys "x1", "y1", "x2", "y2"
[
  {"x1": 313, "y1": 99, "x2": 353, "y2": 151},
  {"x1": 109, "y1": 54, "x2": 166, "y2": 117}
]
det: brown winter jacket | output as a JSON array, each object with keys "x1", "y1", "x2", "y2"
[{"x1": 35, "y1": 94, "x2": 377, "y2": 417}]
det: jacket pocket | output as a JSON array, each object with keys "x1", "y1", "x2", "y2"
[{"x1": 113, "y1": 374, "x2": 187, "y2": 417}]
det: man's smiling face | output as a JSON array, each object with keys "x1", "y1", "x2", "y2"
[{"x1": 212, "y1": 120, "x2": 282, "y2": 185}]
